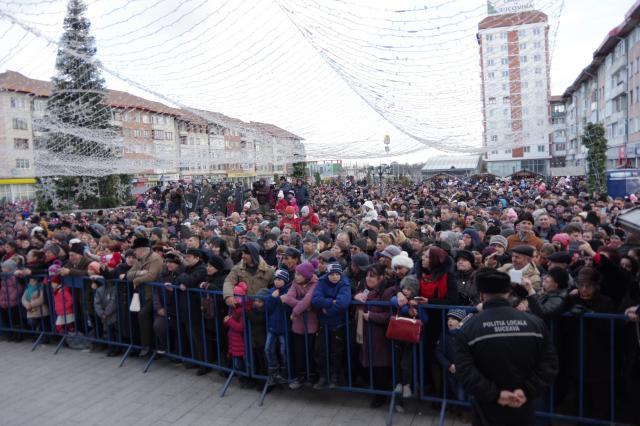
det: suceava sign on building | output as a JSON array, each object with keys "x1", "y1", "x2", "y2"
[{"x1": 487, "y1": 0, "x2": 535, "y2": 15}]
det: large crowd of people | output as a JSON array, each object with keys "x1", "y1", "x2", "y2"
[{"x1": 1, "y1": 174, "x2": 639, "y2": 422}]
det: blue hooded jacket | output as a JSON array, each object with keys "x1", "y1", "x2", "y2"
[
  {"x1": 312, "y1": 272, "x2": 352, "y2": 329},
  {"x1": 264, "y1": 284, "x2": 291, "y2": 335}
]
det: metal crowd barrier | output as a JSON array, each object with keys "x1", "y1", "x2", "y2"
[{"x1": 0, "y1": 273, "x2": 634, "y2": 426}]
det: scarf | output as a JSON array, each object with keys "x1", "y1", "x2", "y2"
[
  {"x1": 25, "y1": 283, "x2": 42, "y2": 302},
  {"x1": 419, "y1": 272, "x2": 449, "y2": 300}
]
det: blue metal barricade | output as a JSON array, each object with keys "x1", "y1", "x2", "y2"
[{"x1": 1, "y1": 274, "x2": 636, "y2": 426}]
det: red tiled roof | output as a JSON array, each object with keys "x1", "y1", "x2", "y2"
[
  {"x1": 0, "y1": 70, "x2": 303, "y2": 140},
  {"x1": 478, "y1": 11, "x2": 548, "y2": 30}
]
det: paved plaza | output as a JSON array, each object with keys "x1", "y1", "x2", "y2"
[{"x1": 0, "y1": 340, "x2": 466, "y2": 426}]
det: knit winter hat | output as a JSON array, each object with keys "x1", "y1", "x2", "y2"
[
  {"x1": 274, "y1": 269, "x2": 290, "y2": 283},
  {"x1": 391, "y1": 253, "x2": 414, "y2": 270},
  {"x1": 489, "y1": 235, "x2": 508, "y2": 249},
  {"x1": 327, "y1": 263, "x2": 343, "y2": 274},
  {"x1": 285, "y1": 206, "x2": 295, "y2": 214},
  {"x1": 300, "y1": 206, "x2": 310, "y2": 217},
  {"x1": 399, "y1": 275, "x2": 419, "y2": 296},
  {"x1": 446, "y1": 309, "x2": 467, "y2": 321},
  {"x1": 295, "y1": 261, "x2": 316, "y2": 280}
]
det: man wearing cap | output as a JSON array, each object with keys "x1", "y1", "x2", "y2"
[
  {"x1": 281, "y1": 247, "x2": 302, "y2": 280},
  {"x1": 455, "y1": 269, "x2": 558, "y2": 426},
  {"x1": 223, "y1": 242, "x2": 274, "y2": 307},
  {"x1": 301, "y1": 233, "x2": 320, "y2": 263},
  {"x1": 126, "y1": 237, "x2": 164, "y2": 357},
  {"x1": 507, "y1": 212, "x2": 543, "y2": 251},
  {"x1": 499, "y1": 245, "x2": 542, "y2": 292}
]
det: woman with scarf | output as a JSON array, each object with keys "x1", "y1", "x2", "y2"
[{"x1": 395, "y1": 246, "x2": 459, "y2": 397}]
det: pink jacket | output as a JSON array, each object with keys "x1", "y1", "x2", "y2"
[
  {"x1": 225, "y1": 305, "x2": 246, "y2": 357},
  {"x1": 0, "y1": 276, "x2": 19, "y2": 309},
  {"x1": 284, "y1": 275, "x2": 318, "y2": 334},
  {"x1": 53, "y1": 286, "x2": 74, "y2": 316}
]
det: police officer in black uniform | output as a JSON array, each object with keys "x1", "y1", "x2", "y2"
[{"x1": 454, "y1": 269, "x2": 558, "y2": 426}]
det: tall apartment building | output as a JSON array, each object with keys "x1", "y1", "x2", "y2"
[
  {"x1": 0, "y1": 71, "x2": 304, "y2": 201},
  {"x1": 562, "y1": 2, "x2": 640, "y2": 171},
  {"x1": 549, "y1": 95, "x2": 570, "y2": 172},
  {"x1": 478, "y1": 10, "x2": 551, "y2": 177}
]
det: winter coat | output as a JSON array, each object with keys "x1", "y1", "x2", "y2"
[
  {"x1": 94, "y1": 281, "x2": 118, "y2": 325},
  {"x1": 275, "y1": 199, "x2": 289, "y2": 214},
  {"x1": 561, "y1": 293, "x2": 614, "y2": 382},
  {"x1": 506, "y1": 232, "x2": 544, "y2": 251},
  {"x1": 499, "y1": 263, "x2": 542, "y2": 292},
  {"x1": 436, "y1": 329, "x2": 459, "y2": 370},
  {"x1": 222, "y1": 253, "x2": 273, "y2": 301},
  {"x1": 264, "y1": 284, "x2": 291, "y2": 335},
  {"x1": 279, "y1": 216, "x2": 301, "y2": 233},
  {"x1": 225, "y1": 305, "x2": 246, "y2": 357},
  {"x1": 526, "y1": 289, "x2": 567, "y2": 320},
  {"x1": 53, "y1": 285, "x2": 74, "y2": 316},
  {"x1": 126, "y1": 251, "x2": 164, "y2": 300},
  {"x1": 174, "y1": 261, "x2": 208, "y2": 322},
  {"x1": 283, "y1": 275, "x2": 319, "y2": 334},
  {"x1": 63, "y1": 256, "x2": 91, "y2": 277},
  {"x1": 21, "y1": 285, "x2": 49, "y2": 318},
  {"x1": 0, "y1": 275, "x2": 19, "y2": 309},
  {"x1": 249, "y1": 308, "x2": 266, "y2": 349},
  {"x1": 312, "y1": 273, "x2": 352, "y2": 330},
  {"x1": 360, "y1": 285, "x2": 396, "y2": 367},
  {"x1": 294, "y1": 184, "x2": 309, "y2": 206},
  {"x1": 456, "y1": 269, "x2": 478, "y2": 306}
]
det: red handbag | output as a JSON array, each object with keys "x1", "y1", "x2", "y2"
[{"x1": 385, "y1": 315, "x2": 423, "y2": 344}]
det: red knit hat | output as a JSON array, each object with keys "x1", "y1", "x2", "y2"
[{"x1": 107, "y1": 252, "x2": 122, "y2": 269}]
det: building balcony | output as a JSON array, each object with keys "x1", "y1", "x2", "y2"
[
  {"x1": 610, "y1": 54, "x2": 627, "y2": 74},
  {"x1": 609, "y1": 81, "x2": 627, "y2": 100}
]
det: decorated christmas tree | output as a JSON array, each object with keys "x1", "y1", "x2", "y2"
[{"x1": 36, "y1": 0, "x2": 131, "y2": 209}]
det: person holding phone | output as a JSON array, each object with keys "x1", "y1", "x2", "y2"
[{"x1": 498, "y1": 245, "x2": 542, "y2": 292}]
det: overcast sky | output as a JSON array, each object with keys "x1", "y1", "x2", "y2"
[{"x1": 0, "y1": 0, "x2": 636, "y2": 165}]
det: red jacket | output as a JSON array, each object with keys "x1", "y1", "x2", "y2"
[
  {"x1": 275, "y1": 199, "x2": 289, "y2": 214},
  {"x1": 225, "y1": 305, "x2": 246, "y2": 357},
  {"x1": 301, "y1": 208, "x2": 319, "y2": 227},
  {"x1": 53, "y1": 286, "x2": 74, "y2": 316},
  {"x1": 279, "y1": 216, "x2": 301, "y2": 233}
]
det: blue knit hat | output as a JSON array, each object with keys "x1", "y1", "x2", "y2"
[
  {"x1": 274, "y1": 269, "x2": 290, "y2": 283},
  {"x1": 446, "y1": 309, "x2": 467, "y2": 321},
  {"x1": 327, "y1": 263, "x2": 342, "y2": 274}
]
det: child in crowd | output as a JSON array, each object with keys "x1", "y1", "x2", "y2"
[
  {"x1": 249, "y1": 288, "x2": 268, "y2": 379},
  {"x1": 283, "y1": 261, "x2": 319, "y2": 390},
  {"x1": 390, "y1": 275, "x2": 421, "y2": 403},
  {"x1": 264, "y1": 269, "x2": 291, "y2": 385},
  {"x1": 90, "y1": 262, "x2": 119, "y2": 356},
  {"x1": 311, "y1": 262, "x2": 352, "y2": 389},
  {"x1": 1, "y1": 260, "x2": 23, "y2": 341},
  {"x1": 224, "y1": 281, "x2": 248, "y2": 384},
  {"x1": 49, "y1": 263, "x2": 75, "y2": 334},
  {"x1": 21, "y1": 276, "x2": 50, "y2": 336},
  {"x1": 435, "y1": 309, "x2": 468, "y2": 402}
]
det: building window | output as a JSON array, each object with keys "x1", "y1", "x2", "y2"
[
  {"x1": 534, "y1": 41, "x2": 542, "y2": 48},
  {"x1": 15, "y1": 159, "x2": 30, "y2": 169},
  {"x1": 485, "y1": 34, "x2": 493, "y2": 41},
  {"x1": 502, "y1": 70, "x2": 509, "y2": 77},
  {"x1": 143, "y1": 130, "x2": 149, "y2": 138},
  {"x1": 534, "y1": 54, "x2": 541, "y2": 62},
  {"x1": 504, "y1": 149, "x2": 511, "y2": 154},
  {"x1": 487, "y1": 59, "x2": 494, "y2": 66},
  {"x1": 152, "y1": 130, "x2": 164, "y2": 140},
  {"x1": 520, "y1": 55, "x2": 527, "y2": 63},
  {"x1": 535, "y1": 67, "x2": 542, "y2": 74},
  {"x1": 488, "y1": 97, "x2": 496, "y2": 104},
  {"x1": 13, "y1": 138, "x2": 29, "y2": 150},
  {"x1": 142, "y1": 114, "x2": 149, "y2": 124},
  {"x1": 501, "y1": 57, "x2": 508, "y2": 65},
  {"x1": 501, "y1": 44, "x2": 507, "y2": 52},
  {"x1": 519, "y1": 43, "x2": 527, "y2": 50},
  {"x1": 503, "y1": 96, "x2": 510, "y2": 104},
  {"x1": 490, "y1": 135, "x2": 498, "y2": 142},
  {"x1": 33, "y1": 99, "x2": 46, "y2": 111},
  {"x1": 518, "y1": 29, "x2": 526, "y2": 37},
  {"x1": 524, "y1": 146, "x2": 531, "y2": 153},
  {"x1": 113, "y1": 111, "x2": 123, "y2": 121},
  {"x1": 10, "y1": 97, "x2": 27, "y2": 110},
  {"x1": 165, "y1": 131, "x2": 173, "y2": 140},
  {"x1": 488, "y1": 72, "x2": 495, "y2": 79},
  {"x1": 555, "y1": 143, "x2": 566, "y2": 151},
  {"x1": 487, "y1": 46, "x2": 494, "y2": 53},
  {"x1": 12, "y1": 118, "x2": 28, "y2": 130},
  {"x1": 533, "y1": 28, "x2": 541, "y2": 36},
  {"x1": 538, "y1": 145, "x2": 546, "y2": 152}
]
